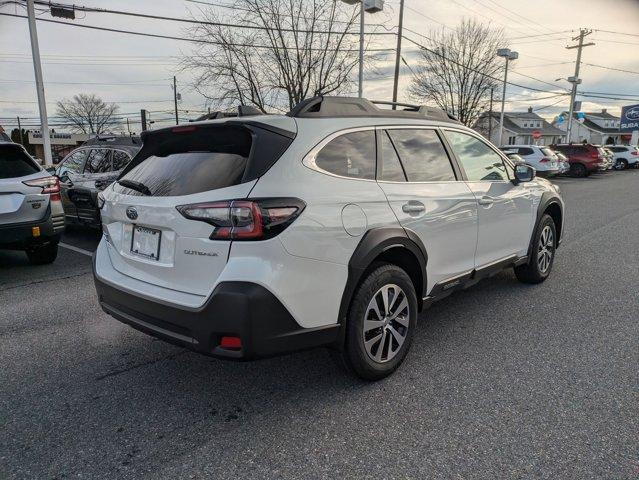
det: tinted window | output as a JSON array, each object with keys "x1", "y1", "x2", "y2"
[
  {"x1": 379, "y1": 131, "x2": 406, "y2": 182},
  {"x1": 84, "y1": 149, "x2": 111, "y2": 174},
  {"x1": 0, "y1": 145, "x2": 39, "y2": 179},
  {"x1": 518, "y1": 147, "x2": 534, "y2": 156},
  {"x1": 59, "y1": 149, "x2": 89, "y2": 176},
  {"x1": 112, "y1": 150, "x2": 131, "y2": 171},
  {"x1": 388, "y1": 129, "x2": 455, "y2": 182},
  {"x1": 119, "y1": 152, "x2": 248, "y2": 197},
  {"x1": 315, "y1": 130, "x2": 375, "y2": 180},
  {"x1": 445, "y1": 130, "x2": 507, "y2": 181}
]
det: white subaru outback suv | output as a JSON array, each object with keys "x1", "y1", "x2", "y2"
[{"x1": 93, "y1": 96, "x2": 564, "y2": 380}]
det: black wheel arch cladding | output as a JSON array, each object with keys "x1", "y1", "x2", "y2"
[{"x1": 335, "y1": 227, "x2": 428, "y2": 348}]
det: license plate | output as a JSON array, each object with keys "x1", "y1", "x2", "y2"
[{"x1": 131, "y1": 225, "x2": 161, "y2": 260}]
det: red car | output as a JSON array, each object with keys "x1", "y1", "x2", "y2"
[{"x1": 551, "y1": 143, "x2": 606, "y2": 177}]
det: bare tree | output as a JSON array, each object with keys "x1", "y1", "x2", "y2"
[
  {"x1": 55, "y1": 94, "x2": 119, "y2": 134},
  {"x1": 182, "y1": 0, "x2": 373, "y2": 112},
  {"x1": 408, "y1": 19, "x2": 507, "y2": 126}
]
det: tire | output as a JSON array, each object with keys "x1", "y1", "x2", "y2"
[
  {"x1": 514, "y1": 214, "x2": 557, "y2": 284},
  {"x1": 341, "y1": 263, "x2": 418, "y2": 381},
  {"x1": 569, "y1": 163, "x2": 587, "y2": 178},
  {"x1": 26, "y1": 242, "x2": 58, "y2": 265},
  {"x1": 615, "y1": 159, "x2": 628, "y2": 170}
]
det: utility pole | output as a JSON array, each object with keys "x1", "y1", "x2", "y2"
[
  {"x1": 391, "y1": 0, "x2": 405, "y2": 109},
  {"x1": 173, "y1": 76, "x2": 179, "y2": 125},
  {"x1": 140, "y1": 109, "x2": 147, "y2": 132},
  {"x1": 565, "y1": 29, "x2": 594, "y2": 143},
  {"x1": 126, "y1": 117, "x2": 131, "y2": 136},
  {"x1": 16, "y1": 116, "x2": 23, "y2": 146},
  {"x1": 26, "y1": 0, "x2": 52, "y2": 166},
  {"x1": 488, "y1": 87, "x2": 494, "y2": 142}
]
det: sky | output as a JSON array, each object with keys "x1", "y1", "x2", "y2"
[{"x1": 1, "y1": 0, "x2": 638, "y2": 133}]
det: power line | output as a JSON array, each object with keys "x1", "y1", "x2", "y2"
[
  {"x1": 400, "y1": 32, "x2": 570, "y2": 95},
  {"x1": 582, "y1": 63, "x2": 639, "y2": 76},
  {"x1": 593, "y1": 29, "x2": 639, "y2": 39},
  {"x1": 25, "y1": 0, "x2": 396, "y2": 36},
  {"x1": 0, "y1": 12, "x2": 396, "y2": 52}
]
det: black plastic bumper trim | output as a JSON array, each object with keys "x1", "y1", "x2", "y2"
[{"x1": 94, "y1": 265, "x2": 339, "y2": 360}]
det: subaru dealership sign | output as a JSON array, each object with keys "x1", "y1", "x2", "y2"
[{"x1": 620, "y1": 104, "x2": 639, "y2": 133}]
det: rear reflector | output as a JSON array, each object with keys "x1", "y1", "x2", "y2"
[{"x1": 220, "y1": 336, "x2": 242, "y2": 349}]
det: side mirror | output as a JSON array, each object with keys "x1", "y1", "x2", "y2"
[{"x1": 514, "y1": 164, "x2": 535, "y2": 184}]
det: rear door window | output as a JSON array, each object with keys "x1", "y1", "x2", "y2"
[
  {"x1": 518, "y1": 147, "x2": 534, "y2": 156},
  {"x1": 387, "y1": 129, "x2": 455, "y2": 182},
  {"x1": 84, "y1": 149, "x2": 112, "y2": 174},
  {"x1": 315, "y1": 130, "x2": 376, "y2": 180},
  {"x1": 379, "y1": 131, "x2": 406, "y2": 182},
  {"x1": 0, "y1": 146, "x2": 40, "y2": 179}
]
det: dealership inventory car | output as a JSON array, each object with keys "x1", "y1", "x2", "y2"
[
  {"x1": 93, "y1": 96, "x2": 564, "y2": 380},
  {"x1": 56, "y1": 136, "x2": 141, "y2": 227},
  {"x1": 551, "y1": 143, "x2": 606, "y2": 177},
  {"x1": 554, "y1": 151, "x2": 571, "y2": 174},
  {"x1": 607, "y1": 145, "x2": 639, "y2": 170},
  {"x1": 0, "y1": 141, "x2": 65, "y2": 263},
  {"x1": 498, "y1": 145, "x2": 560, "y2": 176}
]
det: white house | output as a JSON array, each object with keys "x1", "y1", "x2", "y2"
[
  {"x1": 474, "y1": 107, "x2": 565, "y2": 146},
  {"x1": 551, "y1": 109, "x2": 622, "y2": 145}
]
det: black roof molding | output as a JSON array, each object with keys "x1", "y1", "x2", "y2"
[
  {"x1": 287, "y1": 96, "x2": 459, "y2": 122},
  {"x1": 83, "y1": 135, "x2": 141, "y2": 146}
]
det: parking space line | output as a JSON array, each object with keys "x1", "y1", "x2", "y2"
[{"x1": 59, "y1": 242, "x2": 94, "y2": 257}]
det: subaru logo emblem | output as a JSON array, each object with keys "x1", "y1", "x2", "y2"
[{"x1": 126, "y1": 206, "x2": 138, "y2": 220}]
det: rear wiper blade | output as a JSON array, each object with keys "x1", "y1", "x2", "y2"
[{"x1": 117, "y1": 179, "x2": 152, "y2": 196}]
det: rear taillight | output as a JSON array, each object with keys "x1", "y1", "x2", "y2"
[
  {"x1": 632, "y1": 151, "x2": 639, "y2": 156},
  {"x1": 589, "y1": 152, "x2": 600, "y2": 159},
  {"x1": 23, "y1": 176, "x2": 61, "y2": 201},
  {"x1": 540, "y1": 157, "x2": 551, "y2": 163},
  {"x1": 176, "y1": 198, "x2": 305, "y2": 241}
]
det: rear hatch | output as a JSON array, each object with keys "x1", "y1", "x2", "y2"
[
  {"x1": 0, "y1": 143, "x2": 50, "y2": 226},
  {"x1": 101, "y1": 120, "x2": 296, "y2": 296}
]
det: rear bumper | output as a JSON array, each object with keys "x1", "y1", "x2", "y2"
[
  {"x1": 93, "y1": 257, "x2": 339, "y2": 360},
  {"x1": 0, "y1": 206, "x2": 64, "y2": 249}
]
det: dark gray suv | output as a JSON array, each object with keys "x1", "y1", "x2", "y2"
[{"x1": 56, "y1": 136, "x2": 141, "y2": 227}]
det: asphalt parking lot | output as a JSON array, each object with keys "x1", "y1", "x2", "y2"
[{"x1": 1, "y1": 170, "x2": 638, "y2": 479}]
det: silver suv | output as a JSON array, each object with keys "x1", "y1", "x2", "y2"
[{"x1": 0, "y1": 141, "x2": 65, "y2": 264}]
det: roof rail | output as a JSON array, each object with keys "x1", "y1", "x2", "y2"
[
  {"x1": 287, "y1": 96, "x2": 459, "y2": 123},
  {"x1": 192, "y1": 105, "x2": 264, "y2": 122}
]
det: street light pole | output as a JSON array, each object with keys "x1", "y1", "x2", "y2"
[
  {"x1": 341, "y1": 0, "x2": 384, "y2": 98},
  {"x1": 496, "y1": 48, "x2": 518, "y2": 147},
  {"x1": 26, "y1": 0, "x2": 52, "y2": 166}
]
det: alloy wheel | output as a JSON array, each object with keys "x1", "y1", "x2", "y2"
[
  {"x1": 362, "y1": 284, "x2": 410, "y2": 363},
  {"x1": 537, "y1": 225, "x2": 555, "y2": 273}
]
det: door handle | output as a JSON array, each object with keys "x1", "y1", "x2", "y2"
[
  {"x1": 402, "y1": 202, "x2": 426, "y2": 214},
  {"x1": 478, "y1": 196, "x2": 495, "y2": 206}
]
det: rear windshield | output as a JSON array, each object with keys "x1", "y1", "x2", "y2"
[
  {"x1": 540, "y1": 148, "x2": 555, "y2": 157},
  {"x1": 0, "y1": 145, "x2": 40, "y2": 179},
  {"x1": 114, "y1": 124, "x2": 292, "y2": 197}
]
